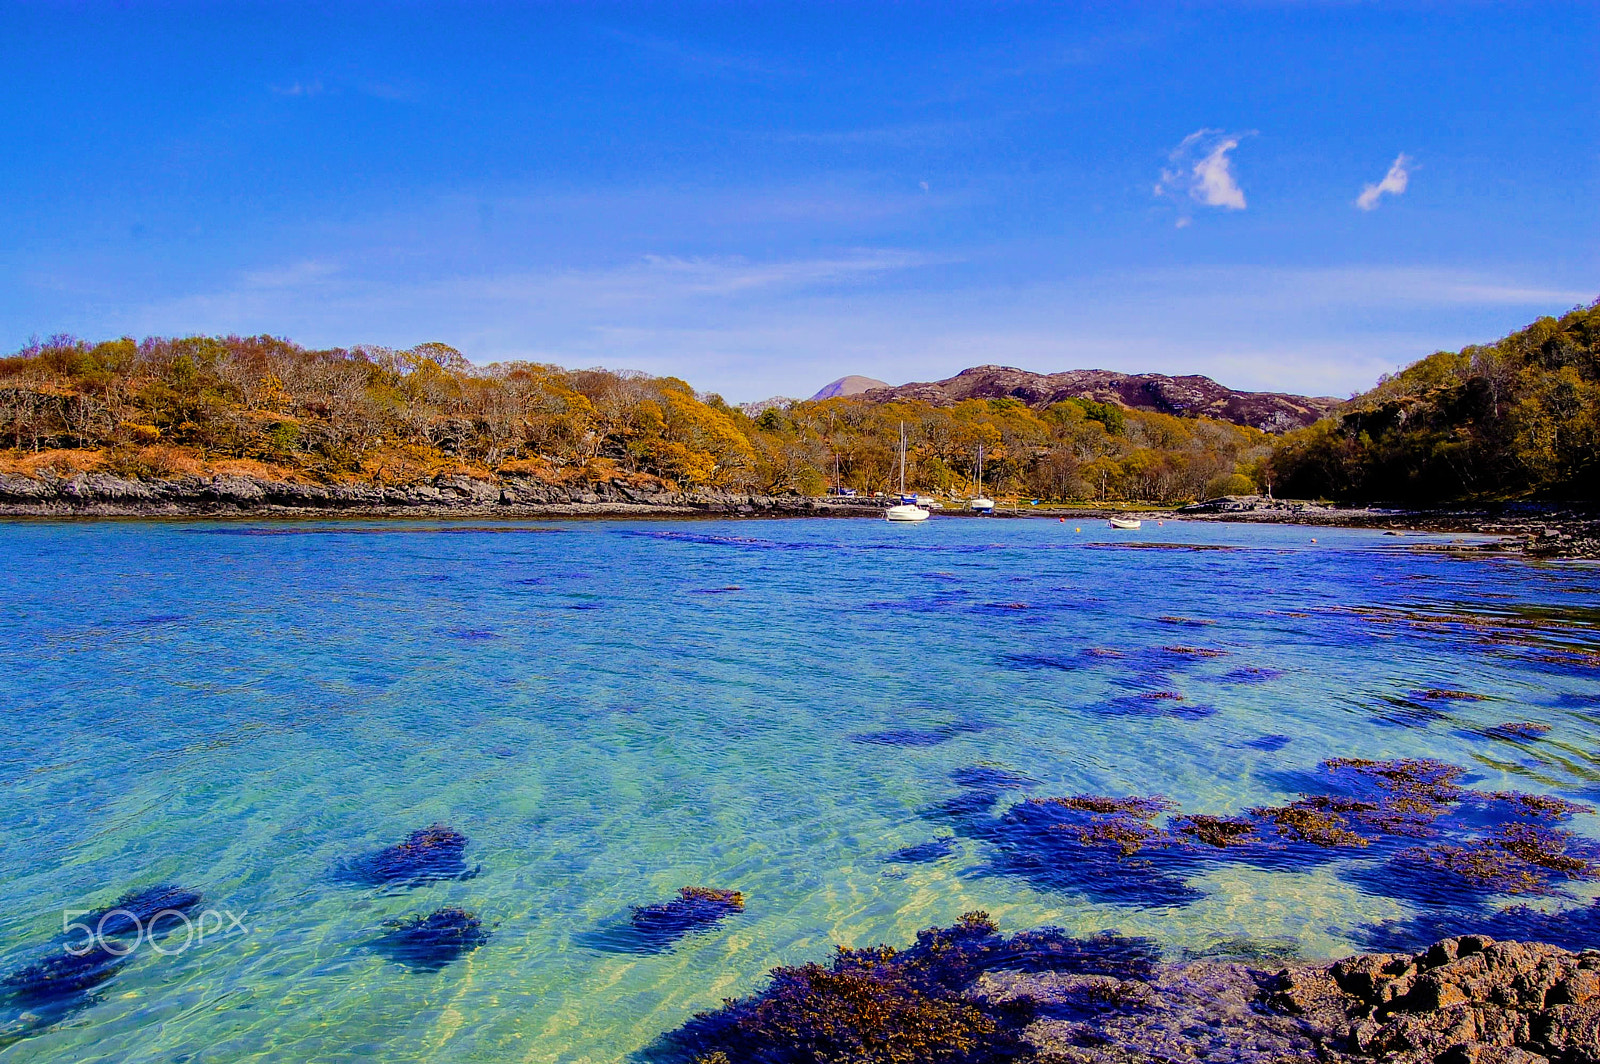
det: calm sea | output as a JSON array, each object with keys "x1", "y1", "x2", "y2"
[{"x1": 0, "y1": 516, "x2": 1596, "y2": 1062}]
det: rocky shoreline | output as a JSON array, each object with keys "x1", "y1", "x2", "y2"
[
  {"x1": 2, "y1": 474, "x2": 1596, "y2": 559},
  {"x1": 0, "y1": 471, "x2": 891, "y2": 519},
  {"x1": 1173, "y1": 496, "x2": 1600, "y2": 560}
]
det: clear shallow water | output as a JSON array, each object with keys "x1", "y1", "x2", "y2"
[{"x1": 0, "y1": 515, "x2": 1597, "y2": 1063}]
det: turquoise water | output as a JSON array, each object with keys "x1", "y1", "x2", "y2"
[{"x1": 1, "y1": 516, "x2": 1597, "y2": 1062}]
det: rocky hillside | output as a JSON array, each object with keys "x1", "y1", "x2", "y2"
[
  {"x1": 1271, "y1": 300, "x2": 1600, "y2": 503},
  {"x1": 861, "y1": 365, "x2": 1340, "y2": 432}
]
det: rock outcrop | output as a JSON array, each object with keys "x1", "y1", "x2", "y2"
[
  {"x1": 860, "y1": 365, "x2": 1341, "y2": 432},
  {"x1": 994, "y1": 935, "x2": 1600, "y2": 1064}
]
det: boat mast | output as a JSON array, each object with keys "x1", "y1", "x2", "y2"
[{"x1": 898, "y1": 421, "x2": 907, "y2": 495}]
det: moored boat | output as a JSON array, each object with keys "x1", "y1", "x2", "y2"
[
  {"x1": 886, "y1": 422, "x2": 931, "y2": 523},
  {"x1": 1108, "y1": 517, "x2": 1142, "y2": 529}
]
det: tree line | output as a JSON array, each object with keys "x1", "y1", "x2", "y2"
[
  {"x1": 0, "y1": 334, "x2": 1275, "y2": 503},
  {"x1": 1268, "y1": 300, "x2": 1600, "y2": 503}
]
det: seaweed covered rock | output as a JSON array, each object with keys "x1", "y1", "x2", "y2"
[
  {"x1": 1, "y1": 946, "x2": 128, "y2": 1005},
  {"x1": 81, "y1": 884, "x2": 203, "y2": 938},
  {"x1": 335, "y1": 824, "x2": 478, "y2": 887},
  {"x1": 628, "y1": 888, "x2": 746, "y2": 950},
  {"x1": 654, "y1": 913, "x2": 1160, "y2": 1064},
  {"x1": 372, "y1": 907, "x2": 489, "y2": 972},
  {"x1": 938, "y1": 757, "x2": 1600, "y2": 916},
  {"x1": 660, "y1": 920, "x2": 1600, "y2": 1064},
  {"x1": 0, "y1": 945, "x2": 130, "y2": 1050}
]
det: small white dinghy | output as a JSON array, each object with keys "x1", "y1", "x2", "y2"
[{"x1": 1108, "y1": 517, "x2": 1142, "y2": 530}]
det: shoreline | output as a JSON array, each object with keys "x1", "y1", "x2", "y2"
[
  {"x1": 2, "y1": 472, "x2": 1596, "y2": 557},
  {"x1": 658, "y1": 916, "x2": 1600, "y2": 1064}
]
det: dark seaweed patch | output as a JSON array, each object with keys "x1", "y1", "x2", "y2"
[
  {"x1": 1243, "y1": 734, "x2": 1293, "y2": 751},
  {"x1": 444, "y1": 628, "x2": 499, "y2": 640},
  {"x1": 950, "y1": 756, "x2": 1600, "y2": 915},
  {"x1": 972, "y1": 796, "x2": 1206, "y2": 908},
  {"x1": 849, "y1": 728, "x2": 952, "y2": 747},
  {"x1": 1097, "y1": 693, "x2": 1217, "y2": 719},
  {"x1": 81, "y1": 884, "x2": 203, "y2": 938},
  {"x1": 372, "y1": 908, "x2": 489, "y2": 972},
  {"x1": 1409, "y1": 689, "x2": 1488, "y2": 704},
  {"x1": 950, "y1": 767, "x2": 1033, "y2": 791},
  {"x1": 334, "y1": 825, "x2": 479, "y2": 887},
  {"x1": 1480, "y1": 721, "x2": 1553, "y2": 742},
  {"x1": 585, "y1": 888, "x2": 746, "y2": 954},
  {"x1": 885, "y1": 837, "x2": 958, "y2": 864},
  {"x1": 852, "y1": 720, "x2": 988, "y2": 746},
  {"x1": 921, "y1": 790, "x2": 1004, "y2": 824},
  {"x1": 2, "y1": 946, "x2": 127, "y2": 1006},
  {"x1": 647, "y1": 914, "x2": 1160, "y2": 1064},
  {"x1": 1217, "y1": 667, "x2": 1285, "y2": 684},
  {"x1": 1358, "y1": 895, "x2": 1600, "y2": 954},
  {"x1": 1369, "y1": 695, "x2": 1453, "y2": 729},
  {"x1": 1000, "y1": 652, "x2": 1086, "y2": 672},
  {"x1": 974, "y1": 601, "x2": 1032, "y2": 615}
]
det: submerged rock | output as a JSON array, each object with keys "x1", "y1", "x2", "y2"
[
  {"x1": 2, "y1": 946, "x2": 128, "y2": 1005},
  {"x1": 884, "y1": 837, "x2": 958, "y2": 864},
  {"x1": 372, "y1": 907, "x2": 489, "y2": 972},
  {"x1": 82, "y1": 884, "x2": 203, "y2": 938},
  {"x1": 628, "y1": 887, "x2": 745, "y2": 947},
  {"x1": 334, "y1": 825, "x2": 478, "y2": 887},
  {"x1": 581, "y1": 887, "x2": 748, "y2": 955},
  {"x1": 0, "y1": 946, "x2": 129, "y2": 1050}
]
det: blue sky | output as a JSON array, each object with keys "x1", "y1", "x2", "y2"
[{"x1": 2, "y1": 2, "x2": 1594, "y2": 401}]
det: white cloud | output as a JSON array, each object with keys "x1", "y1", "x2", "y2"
[
  {"x1": 1356, "y1": 153, "x2": 1412, "y2": 211},
  {"x1": 270, "y1": 80, "x2": 323, "y2": 97},
  {"x1": 1155, "y1": 129, "x2": 1250, "y2": 223}
]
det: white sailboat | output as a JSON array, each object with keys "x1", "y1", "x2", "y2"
[
  {"x1": 969, "y1": 443, "x2": 995, "y2": 513},
  {"x1": 885, "y1": 422, "x2": 930, "y2": 522}
]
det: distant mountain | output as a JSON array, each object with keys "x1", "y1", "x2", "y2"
[
  {"x1": 858, "y1": 365, "x2": 1340, "y2": 433},
  {"x1": 810, "y1": 375, "x2": 889, "y2": 401}
]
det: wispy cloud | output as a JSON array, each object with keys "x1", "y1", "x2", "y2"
[
  {"x1": 270, "y1": 80, "x2": 323, "y2": 97},
  {"x1": 1356, "y1": 153, "x2": 1412, "y2": 211},
  {"x1": 1154, "y1": 129, "x2": 1250, "y2": 224}
]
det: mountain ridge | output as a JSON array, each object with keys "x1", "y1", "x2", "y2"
[{"x1": 854, "y1": 364, "x2": 1340, "y2": 433}]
